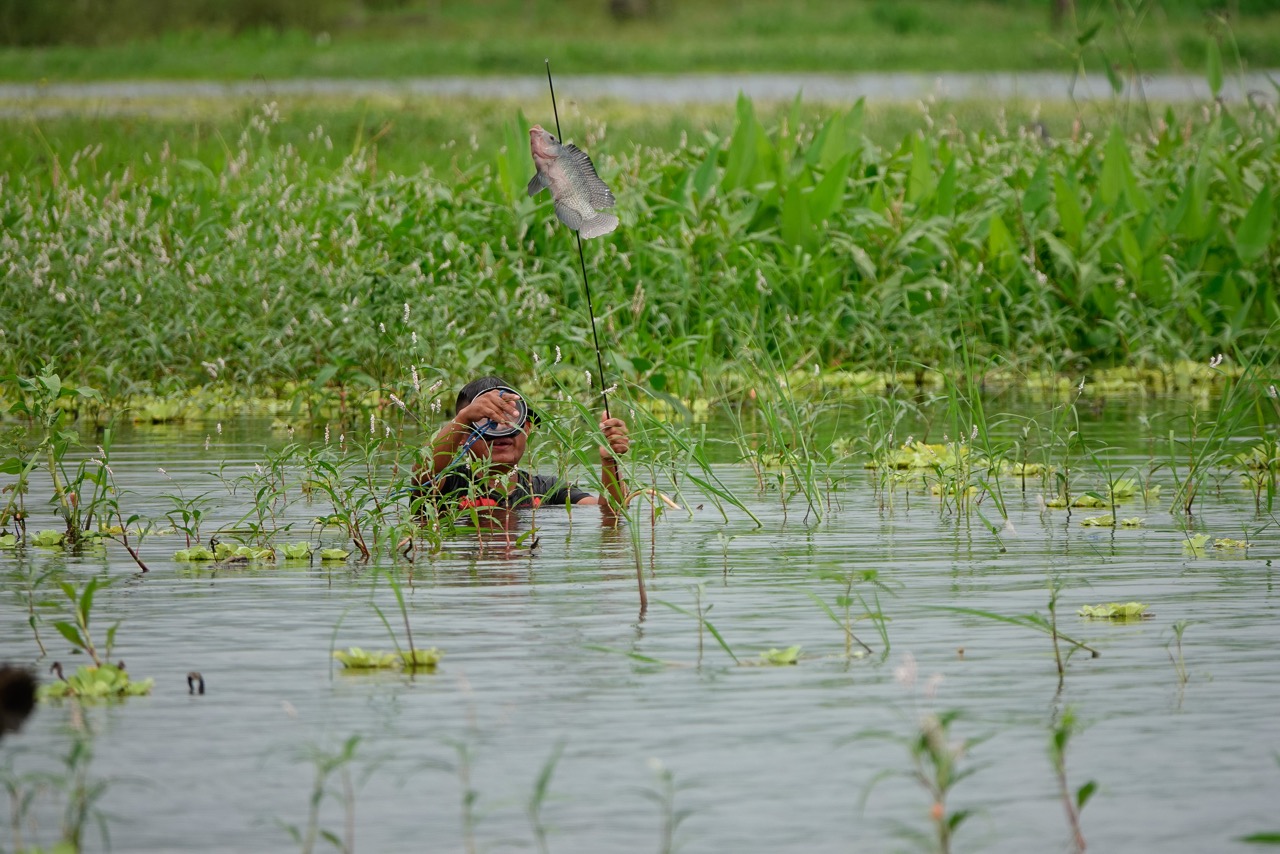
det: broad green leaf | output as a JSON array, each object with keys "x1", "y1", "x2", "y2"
[
  {"x1": 53, "y1": 620, "x2": 86, "y2": 650},
  {"x1": 1103, "y1": 53, "x2": 1124, "y2": 95},
  {"x1": 906, "y1": 135, "x2": 935, "y2": 205},
  {"x1": 723, "y1": 94, "x2": 760, "y2": 191},
  {"x1": 1101, "y1": 127, "x2": 1130, "y2": 209},
  {"x1": 807, "y1": 108, "x2": 848, "y2": 169},
  {"x1": 987, "y1": 214, "x2": 1016, "y2": 267},
  {"x1": 781, "y1": 186, "x2": 813, "y2": 250},
  {"x1": 1120, "y1": 224, "x2": 1143, "y2": 279},
  {"x1": 1236, "y1": 183, "x2": 1273, "y2": 264},
  {"x1": 1206, "y1": 37, "x2": 1224, "y2": 98},
  {"x1": 691, "y1": 140, "x2": 721, "y2": 202},
  {"x1": 1024, "y1": 162, "x2": 1052, "y2": 216},
  {"x1": 934, "y1": 158, "x2": 957, "y2": 217},
  {"x1": 809, "y1": 152, "x2": 852, "y2": 223},
  {"x1": 1055, "y1": 173, "x2": 1085, "y2": 247},
  {"x1": 40, "y1": 373, "x2": 62, "y2": 399},
  {"x1": 80, "y1": 578, "x2": 97, "y2": 629}
]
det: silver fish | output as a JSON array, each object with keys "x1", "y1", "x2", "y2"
[{"x1": 527, "y1": 125, "x2": 619, "y2": 239}]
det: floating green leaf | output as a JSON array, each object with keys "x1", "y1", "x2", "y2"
[
  {"x1": 1120, "y1": 518, "x2": 1145, "y2": 528},
  {"x1": 401, "y1": 648, "x2": 443, "y2": 670},
  {"x1": 0, "y1": 533, "x2": 17, "y2": 548},
  {"x1": 1183, "y1": 533, "x2": 1211, "y2": 555},
  {"x1": 320, "y1": 548, "x2": 351, "y2": 561},
  {"x1": 758, "y1": 645, "x2": 802, "y2": 665},
  {"x1": 1078, "y1": 602, "x2": 1150, "y2": 620},
  {"x1": 1081, "y1": 515, "x2": 1114, "y2": 527},
  {"x1": 38, "y1": 663, "x2": 154, "y2": 702},
  {"x1": 282, "y1": 541, "x2": 313, "y2": 560},
  {"x1": 333, "y1": 647, "x2": 399, "y2": 669},
  {"x1": 174, "y1": 546, "x2": 216, "y2": 561},
  {"x1": 32, "y1": 530, "x2": 65, "y2": 548}
]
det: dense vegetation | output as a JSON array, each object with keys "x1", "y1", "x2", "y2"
[
  {"x1": 1, "y1": 96, "x2": 1275, "y2": 412},
  {"x1": 1, "y1": 0, "x2": 1278, "y2": 76}
]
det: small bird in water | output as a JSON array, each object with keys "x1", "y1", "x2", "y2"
[{"x1": 527, "y1": 125, "x2": 618, "y2": 239}]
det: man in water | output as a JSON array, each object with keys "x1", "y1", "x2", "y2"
[{"x1": 415, "y1": 376, "x2": 629, "y2": 511}]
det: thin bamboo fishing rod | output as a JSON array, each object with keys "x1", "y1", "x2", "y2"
[{"x1": 545, "y1": 59, "x2": 611, "y2": 420}]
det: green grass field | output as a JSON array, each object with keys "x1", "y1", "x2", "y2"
[
  {"x1": 1, "y1": 93, "x2": 1275, "y2": 410},
  {"x1": 1, "y1": 0, "x2": 1276, "y2": 80}
]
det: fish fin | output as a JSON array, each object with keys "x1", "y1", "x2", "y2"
[
  {"x1": 563, "y1": 143, "x2": 616, "y2": 209},
  {"x1": 527, "y1": 171, "x2": 550, "y2": 197},
  {"x1": 579, "y1": 211, "x2": 620, "y2": 240},
  {"x1": 554, "y1": 200, "x2": 585, "y2": 232}
]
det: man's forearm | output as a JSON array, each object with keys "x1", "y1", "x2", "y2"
[
  {"x1": 601, "y1": 457, "x2": 626, "y2": 510},
  {"x1": 422, "y1": 420, "x2": 471, "y2": 482}
]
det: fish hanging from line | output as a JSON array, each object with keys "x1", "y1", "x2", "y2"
[{"x1": 527, "y1": 125, "x2": 619, "y2": 239}]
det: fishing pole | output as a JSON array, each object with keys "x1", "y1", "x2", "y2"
[{"x1": 544, "y1": 59, "x2": 611, "y2": 420}]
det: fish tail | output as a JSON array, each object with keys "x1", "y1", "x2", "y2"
[{"x1": 579, "y1": 211, "x2": 620, "y2": 239}]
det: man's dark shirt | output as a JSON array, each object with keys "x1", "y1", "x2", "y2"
[{"x1": 430, "y1": 467, "x2": 590, "y2": 509}]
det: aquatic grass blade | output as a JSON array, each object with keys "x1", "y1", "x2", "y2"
[{"x1": 654, "y1": 599, "x2": 740, "y2": 665}]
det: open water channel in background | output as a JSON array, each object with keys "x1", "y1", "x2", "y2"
[{"x1": 1, "y1": 393, "x2": 1278, "y2": 853}]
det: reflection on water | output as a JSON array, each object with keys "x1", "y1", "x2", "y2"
[{"x1": 1, "y1": 403, "x2": 1278, "y2": 853}]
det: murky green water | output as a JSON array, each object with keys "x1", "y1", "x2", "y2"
[{"x1": 2, "y1": 398, "x2": 1278, "y2": 852}]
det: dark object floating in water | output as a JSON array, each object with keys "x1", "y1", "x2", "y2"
[
  {"x1": 187, "y1": 671, "x2": 205, "y2": 695},
  {"x1": 0, "y1": 665, "x2": 37, "y2": 738}
]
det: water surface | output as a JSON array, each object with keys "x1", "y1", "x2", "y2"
[{"x1": 1, "y1": 400, "x2": 1277, "y2": 852}]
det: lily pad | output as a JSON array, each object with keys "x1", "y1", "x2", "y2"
[
  {"x1": 319, "y1": 548, "x2": 351, "y2": 561},
  {"x1": 174, "y1": 546, "x2": 216, "y2": 561},
  {"x1": 1081, "y1": 515, "x2": 1114, "y2": 527},
  {"x1": 1214, "y1": 538, "x2": 1248, "y2": 551},
  {"x1": 1078, "y1": 602, "x2": 1151, "y2": 620},
  {"x1": 758, "y1": 645, "x2": 803, "y2": 665},
  {"x1": 0, "y1": 533, "x2": 17, "y2": 548},
  {"x1": 1120, "y1": 517, "x2": 1145, "y2": 528},
  {"x1": 282, "y1": 542, "x2": 313, "y2": 559}
]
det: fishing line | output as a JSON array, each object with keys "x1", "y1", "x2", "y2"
[{"x1": 545, "y1": 59, "x2": 611, "y2": 420}]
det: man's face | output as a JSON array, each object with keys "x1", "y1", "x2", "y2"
[
  {"x1": 465, "y1": 387, "x2": 533, "y2": 470},
  {"x1": 470, "y1": 422, "x2": 531, "y2": 469}
]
